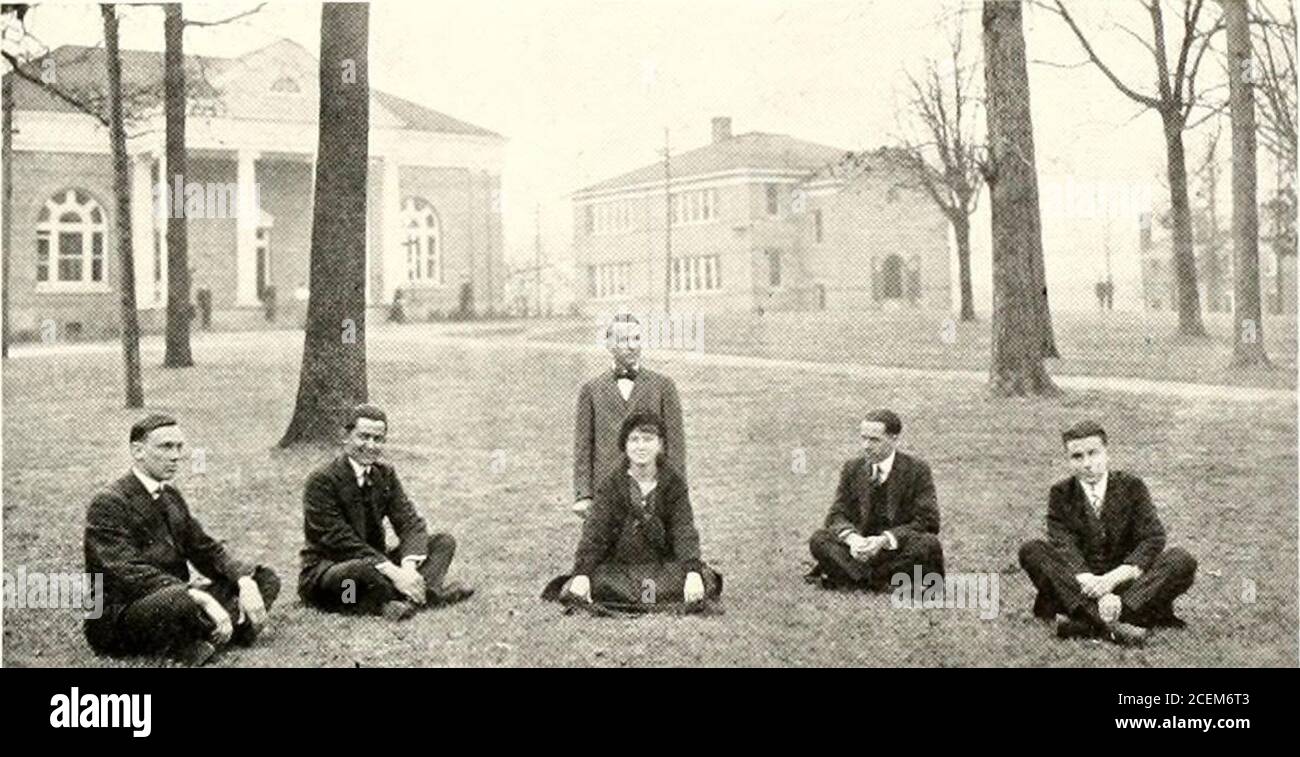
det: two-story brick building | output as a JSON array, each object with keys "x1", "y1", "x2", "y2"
[
  {"x1": 4, "y1": 38, "x2": 505, "y2": 341},
  {"x1": 571, "y1": 117, "x2": 950, "y2": 315}
]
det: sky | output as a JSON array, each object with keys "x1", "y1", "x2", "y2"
[{"x1": 9, "y1": 0, "x2": 1290, "y2": 312}]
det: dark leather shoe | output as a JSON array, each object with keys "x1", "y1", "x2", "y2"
[
  {"x1": 172, "y1": 639, "x2": 216, "y2": 667},
  {"x1": 230, "y1": 619, "x2": 261, "y2": 647},
  {"x1": 1105, "y1": 621, "x2": 1148, "y2": 647},
  {"x1": 381, "y1": 600, "x2": 418, "y2": 621},
  {"x1": 431, "y1": 582, "x2": 474, "y2": 607},
  {"x1": 1056, "y1": 617, "x2": 1100, "y2": 640}
]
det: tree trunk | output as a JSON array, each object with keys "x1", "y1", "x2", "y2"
[
  {"x1": 162, "y1": 3, "x2": 193, "y2": 367},
  {"x1": 1162, "y1": 111, "x2": 1209, "y2": 337},
  {"x1": 2, "y1": 69, "x2": 12, "y2": 359},
  {"x1": 278, "y1": 2, "x2": 370, "y2": 446},
  {"x1": 953, "y1": 211, "x2": 976, "y2": 321},
  {"x1": 102, "y1": 5, "x2": 144, "y2": 408},
  {"x1": 1225, "y1": 0, "x2": 1270, "y2": 365},
  {"x1": 982, "y1": 0, "x2": 1058, "y2": 397}
]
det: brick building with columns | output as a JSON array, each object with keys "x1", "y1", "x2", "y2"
[{"x1": 3, "y1": 39, "x2": 505, "y2": 340}]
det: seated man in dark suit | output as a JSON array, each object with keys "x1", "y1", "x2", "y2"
[
  {"x1": 807, "y1": 409, "x2": 945, "y2": 590},
  {"x1": 84, "y1": 414, "x2": 280, "y2": 666},
  {"x1": 1019, "y1": 420, "x2": 1197, "y2": 647},
  {"x1": 299, "y1": 403, "x2": 473, "y2": 620}
]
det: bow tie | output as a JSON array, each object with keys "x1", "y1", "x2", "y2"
[
  {"x1": 151, "y1": 483, "x2": 169, "y2": 500},
  {"x1": 614, "y1": 368, "x2": 638, "y2": 381}
]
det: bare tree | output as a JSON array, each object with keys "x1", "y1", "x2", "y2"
[
  {"x1": 983, "y1": 0, "x2": 1059, "y2": 396},
  {"x1": 102, "y1": 3, "x2": 143, "y2": 407},
  {"x1": 899, "y1": 26, "x2": 984, "y2": 322},
  {"x1": 1049, "y1": 0, "x2": 1223, "y2": 337},
  {"x1": 279, "y1": 2, "x2": 370, "y2": 446},
  {"x1": 1224, "y1": 0, "x2": 1269, "y2": 365},
  {"x1": 2, "y1": 19, "x2": 13, "y2": 360},
  {"x1": 1252, "y1": 0, "x2": 1295, "y2": 176}
]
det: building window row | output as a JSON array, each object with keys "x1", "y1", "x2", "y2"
[
  {"x1": 588, "y1": 200, "x2": 632, "y2": 235},
  {"x1": 671, "y1": 255, "x2": 722, "y2": 293},
  {"x1": 588, "y1": 262, "x2": 631, "y2": 299},
  {"x1": 671, "y1": 188, "x2": 719, "y2": 225}
]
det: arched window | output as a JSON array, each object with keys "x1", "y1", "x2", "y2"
[
  {"x1": 36, "y1": 189, "x2": 107, "y2": 288},
  {"x1": 270, "y1": 75, "x2": 300, "y2": 93},
  {"x1": 878, "y1": 254, "x2": 904, "y2": 300},
  {"x1": 400, "y1": 196, "x2": 442, "y2": 285}
]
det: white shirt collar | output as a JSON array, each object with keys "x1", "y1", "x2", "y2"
[
  {"x1": 1082, "y1": 471, "x2": 1109, "y2": 504},
  {"x1": 132, "y1": 467, "x2": 167, "y2": 498},
  {"x1": 871, "y1": 450, "x2": 897, "y2": 482},
  {"x1": 346, "y1": 456, "x2": 372, "y2": 485}
]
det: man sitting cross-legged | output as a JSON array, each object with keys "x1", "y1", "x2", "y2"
[
  {"x1": 298, "y1": 404, "x2": 473, "y2": 620},
  {"x1": 806, "y1": 409, "x2": 945, "y2": 591},
  {"x1": 1018, "y1": 420, "x2": 1197, "y2": 647}
]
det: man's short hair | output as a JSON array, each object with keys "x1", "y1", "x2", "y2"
[
  {"x1": 130, "y1": 413, "x2": 178, "y2": 443},
  {"x1": 344, "y1": 403, "x2": 388, "y2": 432},
  {"x1": 1062, "y1": 420, "x2": 1107, "y2": 447},
  {"x1": 863, "y1": 408, "x2": 902, "y2": 436},
  {"x1": 605, "y1": 313, "x2": 642, "y2": 340}
]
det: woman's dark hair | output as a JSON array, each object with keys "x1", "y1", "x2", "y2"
[{"x1": 618, "y1": 411, "x2": 668, "y2": 457}]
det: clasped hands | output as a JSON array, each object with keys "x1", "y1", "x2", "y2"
[
  {"x1": 187, "y1": 575, "x2": 267, "y2": 645},
  {"x1": 844, "y1": 532, "x2": 890, "y2": 562},
  {"x1": 1076, "y1": 566, "x2": 1141, "y2": 623}
]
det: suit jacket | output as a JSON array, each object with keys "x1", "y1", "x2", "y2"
[
  {"x1": 298, "y1": 455, "x2": 431, "y2": 597},
  {"x1": 573, "y1": 367, "x2": 686, "y2": 501},
  {"x1": 84, "y1": 472, "x2": 251, "y2": 628},
  {"x1": 1045, "y1": 470, "x2": 1166, "y2": 574},
  {"x1": 822, "y1": 452, "x2": 940, "y2": 548},
  {"x1": 573, "y1": 464, "x2": 702, "y2": 575}
]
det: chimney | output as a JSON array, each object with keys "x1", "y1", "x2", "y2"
[{"x1": 711, "y1": 116, "x2": 732, "y2": 143}]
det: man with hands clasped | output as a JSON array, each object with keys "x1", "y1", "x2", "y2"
[{"x1": 1019, "y1": 420, "x2": 1197, "y2": 647}]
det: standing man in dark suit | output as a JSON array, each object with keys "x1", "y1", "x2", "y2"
[
  {"x1": 573, "y1": 313, "x2": 686, "y2": 518},
  {"x1": 807, "y1": 409, "x2": 945, "y2": 590},
  {"x1": 1019, "y1": 420, "x2": 1197, "y2": 647},
  {"x1": 84, "y1": 414, "x2": 280, "y2": 666},
  {"x1": 299, "y1": 403, "x2": 473, "y2": 620}
]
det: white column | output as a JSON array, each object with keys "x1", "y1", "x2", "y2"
[
  {"x1": 381, "y1": 157, "x2": 403, "y2": 303},
  {"x1": 130, "y1": 153, "x2": 154, "y2": 308},
  {"x1": 235, "y1": 149, "x2": 260, "y2": 306}
]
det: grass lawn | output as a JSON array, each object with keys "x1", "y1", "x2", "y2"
[
  {"x1": 2, "y1": 324, "x2": 1296, "y2": 666},
  {"x1": 533, "y1": 309, "x2": 1298, "y2": 391}
]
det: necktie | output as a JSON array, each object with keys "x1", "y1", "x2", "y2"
[
  {"x1": 869, "y1": 464, "x2": 881, "y2": 485},
  {"x1": 1088, "y1": 486, "x2": 1102, "y2": 516}
]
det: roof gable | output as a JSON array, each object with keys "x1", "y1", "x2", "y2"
[
  {"x1": 577, "y1": 131, "x2": 849, "y2": 194},
  {"x1": 6, "y1": 39, "x2": 501, "y2": 138}
]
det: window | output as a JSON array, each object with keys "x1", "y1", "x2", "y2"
[
  {"x1": 401, "y1": 197, "x2": 443, "y2": 285},
  {"x1": 587, "y1": 262, "x2": 630, "y2": 299},
  {"x1": 671, "y1": 255, "x2": 723, "y2": 293},
  {"x1": 584, "y1": 205, "x2": 595, "y2": 235},
  {"x1": 766, "y1": 184, "x2": 779, "y2": 215},
  {"x1": 670, "y1": 188, "x2": 719, "y2": 225},
  {"x1": 766, "y1": 249, "x2": 782, "y2": 288},
  {"x1": 271, "y1": 76, "x2": 300, "y2": 93},
  {"x1": 813, "y1": 209, "x2": 823, "y2": 242},
  {"x1": 876, "y1": 254, "x2": 904, "y2": 300},
  {"x1": 591, "y1": 201, "x2": 632, "y2": 234},
  {"x1": 36, "y1": 189, "x2": 107, "y2": 289}
]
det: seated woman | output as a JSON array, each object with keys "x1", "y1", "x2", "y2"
[{"x1": 543, "y1": 411, "x2": 722, "y2": 613}]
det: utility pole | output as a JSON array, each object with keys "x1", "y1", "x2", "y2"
[
  {"x1": 660, "y1": 127, "x2": 672, "y2": 314},
  {"x1": 533, "y1": 204, "x2": 542, "y2": 316}
]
